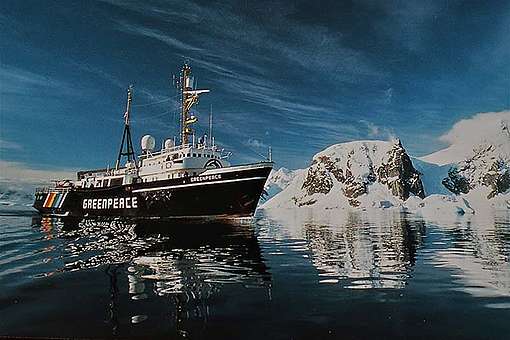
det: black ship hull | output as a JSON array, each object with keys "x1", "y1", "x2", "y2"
[{"x1": 34, "y1": 162, "x2": 272, "y2": 219}]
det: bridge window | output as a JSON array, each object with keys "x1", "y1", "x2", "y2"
[{"x1": 110, "y1": 178, "x2": 123, "y2": 186}]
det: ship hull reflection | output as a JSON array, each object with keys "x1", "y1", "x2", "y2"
[{"x1": 31, "y1": 216, "x2": 271, "y2": 333}]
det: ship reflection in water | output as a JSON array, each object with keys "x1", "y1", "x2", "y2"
[
  {"x1": 29, "y1": 217, "x2": 271, "y2": 337},
  {"x1": 2, "y1": 211, "x2": 510, "y2": 338}
]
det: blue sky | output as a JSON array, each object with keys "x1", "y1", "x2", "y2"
[{"x1": 1, "y1": 0, "x2": 509, "y2": 173}]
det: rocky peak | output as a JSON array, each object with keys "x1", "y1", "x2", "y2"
[
  {"x1": 293, "y1": 140, "x2": 424, "y2": 207},
  {"x1": 377, "y1": 141, "x2": 425, "y2": 200},
  {"x1": 419, "y1": 111, "x2": 510, "y2": 199},
  {"x1": 442, "y1": 149, "x2": 510, "y2": 198},
  {"x1": 440, "y1": 120, "x2": 510, "y2": 198}
]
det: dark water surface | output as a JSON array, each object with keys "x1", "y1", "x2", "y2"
[{"x1": 1, "y1": 209, "x2": 510, "y2": 339}]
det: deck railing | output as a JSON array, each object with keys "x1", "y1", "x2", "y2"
[{"x1": 35, "y1": 187, "x2": 72, "y2": 194}]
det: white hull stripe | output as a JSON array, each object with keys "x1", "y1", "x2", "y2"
[
  {"x1": 132, "y1": 176, "x2": 266, "y2": 193},
  {"x1": 43, "y1": 193, "x2": 51, "y2": 207},
  {"x1": 58, "y1": 192, "x2": 68, "y2": 209},
  {"x1": 202, "y1": 163, "x2": 272, "y2": 175}
]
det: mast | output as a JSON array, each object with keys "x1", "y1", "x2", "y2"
[
  {"x1": 115, "y1": 86, "x2": 137, "y2": 170},
  {"x1": 178, "y1": 64, "x2": 209, "y2": 145},
  {"x1": 209, "y1": 104, "x2": 213, "y2": 146}
]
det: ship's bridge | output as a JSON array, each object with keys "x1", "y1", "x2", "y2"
[
  {"x1": 137, "y1": 140, "x2": 230, "y2": 183},
  {"x1": 73, "y1": 140, "x2": 231, "y2": 189}
]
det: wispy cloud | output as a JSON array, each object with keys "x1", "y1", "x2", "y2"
[
  {"x1": 359, "y1": 120, "x2": 395, "y2": 140},
  {"x1": 73, "y1": 62, "x2": 126, "y2": 89},
  {"x1": 114, "y1": 20, "x2": 203, "y2": 52},
  {"x1": 0, "y1": 160, "x2": 75, "y2": 184},
  {"x1": 367, "y1": 0, "x2": 448, "y2": 53},
  {"x1": 0, "y1": 139, "x2": 22, "y2": 151},
  {"x1": 0, "y1": 65, "x2": 66, "y2": 93},
  {"x1": 107, "y1": 0, "x2": 383, "y2": 82},
  {"x1": 99, "y1": 0, "x2": 203, "y2": 25},
  {"x1": 0, "y1": 64, "x2": 78, "y2": 97}
]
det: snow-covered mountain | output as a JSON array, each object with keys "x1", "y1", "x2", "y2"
[
  {"x1": 420, "y1": 111, "x2": 510, "y2": 166},
  {"x1": 0, "y1": 181, "x2": 37, "y2": 210},
  {"x1": 264, "y1": 167, "x2": 303, "y2": 199},
  {"x1": 262, "y1": 111, "x2": 510, "y2": 220},
  {"x1": 0, "y1": 160, "x2": 74, "y2": 210},
  {"x1": 420, "y1": 111, "x2": 510, "y2": 200},
  {"x1": 263, "y1": 139, "x2": 424, "y2": 210}
]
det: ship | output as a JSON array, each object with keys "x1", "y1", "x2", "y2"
[{"x1": 33, "y1": 64, "x2": 273, "y2": 219}]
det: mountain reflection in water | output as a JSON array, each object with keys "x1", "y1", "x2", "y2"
[
  {"x1": 1, "y1": 210, "x2": 510, "y2": 339},
  {"x1": 300, "y1": 214, "x2": 425, "y2": 289}
]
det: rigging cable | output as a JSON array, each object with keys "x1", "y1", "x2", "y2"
[{"x1": 132, "y1": 95, "x2": 179, "y2": 107}]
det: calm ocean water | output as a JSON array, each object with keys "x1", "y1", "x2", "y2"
[{"x1": 1, "y1": 209, "x2": 510, "y2": 339}]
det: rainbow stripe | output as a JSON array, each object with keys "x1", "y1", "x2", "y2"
[
  {"x1": 43, "y1": 193, "x2": 54, "y2": 208},
  {"x1": 53, "y1": 193, "x2": 63, "y2": 208},
  {"x1": 46, "y1": 192, "x2": 56, "y2": 208},
  {"x1": 43, "y1": 192, "x2": 68, "y2": 209}
]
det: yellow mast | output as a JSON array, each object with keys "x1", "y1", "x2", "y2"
[{"x1": 179, "y1": 64, "x2": 209, "y2": 145}]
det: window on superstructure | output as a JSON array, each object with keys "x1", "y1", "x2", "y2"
[{"x1": 110, "y1": 178, "x2": 123, "y2": 186}]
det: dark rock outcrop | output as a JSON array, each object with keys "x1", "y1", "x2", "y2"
[
  {"x1": 483, "y1": 160, "x2": 510, "y2": 199},
  {"x1": 297, "y1": 140, "x2": 425, "y2": 207},
  {"x1": 377, "y1": 140, "x2": 425, "y2": 200},
  {"x1": 441, "y1": 144, "x2": 510, "y2": 199},
  {"x1": 442, "y1": 167, "x2": 471, "y2": 195}
]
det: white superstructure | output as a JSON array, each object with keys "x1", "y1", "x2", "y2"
[{"x1": 75, "y1": 63, "x2": 232, "y2": 189}]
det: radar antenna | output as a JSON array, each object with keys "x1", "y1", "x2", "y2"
[{"x1": 115, "y1": 86, "x2": 137, "y2": 170}]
